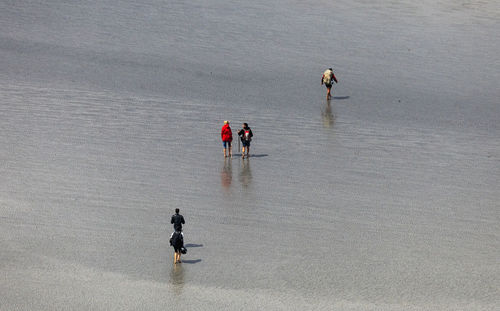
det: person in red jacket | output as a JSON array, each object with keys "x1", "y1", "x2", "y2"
[{"x1": 221, "y1": 120, "x2": 233, "y2": 158}]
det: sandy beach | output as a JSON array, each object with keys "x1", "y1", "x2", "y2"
[{"x1": 1, "y1": 1, "x2": 499, "y2": 310}]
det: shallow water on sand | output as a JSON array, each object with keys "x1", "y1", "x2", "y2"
[{"x1": 1, "y1": 1, "x2": 499, "y2": 310}]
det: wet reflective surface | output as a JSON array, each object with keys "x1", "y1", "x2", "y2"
[{"x1": 1, "y1": 0, "x2": 499, "y2": 310}]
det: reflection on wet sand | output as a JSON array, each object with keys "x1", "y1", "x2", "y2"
[
  {"x1": 169, "y1": 263, "x2": 185, "y2": 295},
  {"x1": 239, "y1": 158, "x2": 252, "y2": 188},
  {"x1": 321, "y1": 101, "x2": 335, "y2": 128},
  {"x1": 220, "y1": 159, "x2": 232, "y2": 190}
]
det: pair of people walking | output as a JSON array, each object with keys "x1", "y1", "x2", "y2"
[
  {"x1": 170, "y1": 208, "x2": 186, "y2": 264},
  {"x1": 221, "y1": 121, "x2": 253, "y2": 158}
]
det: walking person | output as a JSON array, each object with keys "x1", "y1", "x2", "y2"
[
  {"x1": 238, "y1": 123, "x2": 253, "y2": 158},
  {"x1": 221, "y1": 120, "x2": 233, "y2": 158},
  {"x1": 321, "y1": 67, "x2": 338, "y2": 100},
  {"x1": 170, "y1": 230, "x2": 185, "y2": 264},
  {"x1": 171, "y1": 208, "x2": 185, "y2": 232}
]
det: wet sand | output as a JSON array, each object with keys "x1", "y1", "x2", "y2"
[{"x1": 1, "y1": 0, "x2": 499, "y2": 310}]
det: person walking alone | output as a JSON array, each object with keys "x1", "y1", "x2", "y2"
[
  {"x1": 321, "y1": 68, "x2": 338, "y2": 100},
  {"x1": 238, "y1": 123, "x2": 253, "y2": 158},
  {"x1": 221, "y1": 120, "x2": 233, "y2": 158}
]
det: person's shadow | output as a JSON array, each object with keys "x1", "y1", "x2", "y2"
[
  {"x1": 248, "y1": 154, "x2": 268, "y2": 158},
  {"x1": 333, "y1": 96, "x2": 350, "y2": 100},
  {"x1": 181, "y1": 259, "x2": 202, "y2": 264},
  {"x1": 184, "y1": 244, "x2": 203, "y2": 248},
  {"x1": 182, "y1": 243, "x2": 203, "y2": 264}
]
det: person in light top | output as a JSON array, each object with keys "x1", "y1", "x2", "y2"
[{"x1": 321, "y1": 68, "x2": 338, "y2": 100}]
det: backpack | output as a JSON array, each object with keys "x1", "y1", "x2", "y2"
[
  {"x1": 323, "y1": 69, "x2": 332, "y2": 84},
  {"x1": 243, "y1": 129, "x2": 252, "y2": 142}
]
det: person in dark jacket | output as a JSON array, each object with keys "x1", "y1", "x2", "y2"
[
  {"x1": 170, "y1": 231, "x2": 184, "y2": 264},
  {"x1": 237, "y1": 123, "x2": 253, "y2": 158},
  {"x1": 171, "y1": 208, "x2": 185, "y2": 232},
  {"x1": 221, "y1": 120, "x2": 233, "y2": 158}
]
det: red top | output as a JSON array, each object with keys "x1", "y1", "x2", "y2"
[
  {"x1": 331, "y1": 72, "x2": 338, "y2": 84},
  {"x1": 221, "y1": 124, "x2": 233, "y2": 142}
]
